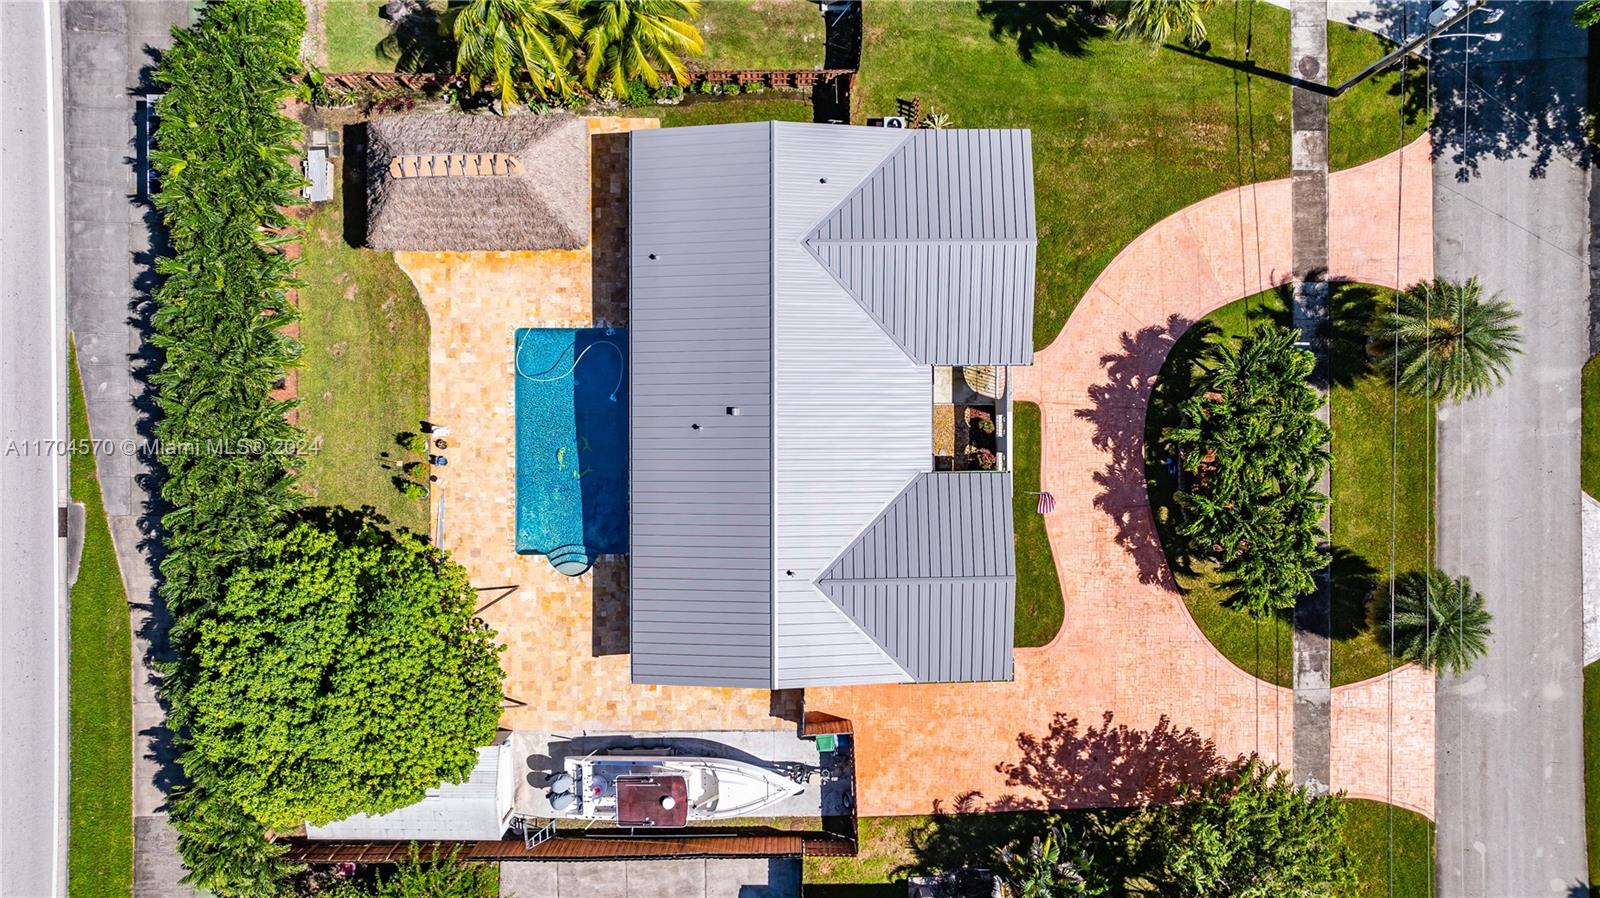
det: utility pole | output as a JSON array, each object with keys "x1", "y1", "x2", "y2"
[{"x1": 1289, "y1": 0, "x2": 1332, "y2": 796}]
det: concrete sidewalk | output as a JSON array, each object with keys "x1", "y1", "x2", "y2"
[
  {"x1": 499, "y1": 858, "x2": 799, "y2": 898},
  {"x1": 61, "y1": 1, "x2": 193, "y2": 895}
]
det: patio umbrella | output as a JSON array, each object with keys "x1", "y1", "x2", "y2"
[{"x1": 1035, "y1": 491, "x2": 1055, "y2": 515}]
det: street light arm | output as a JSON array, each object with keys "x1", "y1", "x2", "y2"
[{"x1": 1329, "y1": 0, "x2": 1486, "y2": 97}]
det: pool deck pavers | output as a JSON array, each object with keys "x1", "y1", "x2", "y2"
[
  {"x1": 808, "y1": 136, "x2": 1438, "y2": 819},
  {"x1": 399, "y1": 116, "x2": 786, "y2": 734}
]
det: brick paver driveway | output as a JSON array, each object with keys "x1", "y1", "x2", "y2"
[{"x1": 811, "y1": 137, "x2": 1437, "y2": 819}]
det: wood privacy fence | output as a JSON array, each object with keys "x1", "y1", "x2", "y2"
[{"x1": 316, "y1": 68, "x2": 856, "y2": 95}]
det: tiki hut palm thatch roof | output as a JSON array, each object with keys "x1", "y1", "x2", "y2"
[{"x1": 366, "y1": 111, "x2": 590, "y2": 252}]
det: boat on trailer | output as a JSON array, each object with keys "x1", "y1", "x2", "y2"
[{"x1": 545, "y1": 753, "x2": 805, "y2": 827}]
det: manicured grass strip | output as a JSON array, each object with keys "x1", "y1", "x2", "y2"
[
  {"x1": 1146, "y1": 286, "x2": 1432, "y2": 687},
  {"x1": 67, "y1": 341, "x2": 134, "y2": 898},
  {"x1": 1586, "y1": 661, "x2": 1600, "y2": 885},
  {"x1": 1582, "y1": 355, "x2": 1600, "y2": 498},
  {"x1": 696, "y1": 0, "x2": 825, "y2": 69},
  {"x1": 296, "y1": 167, "x2": 431, "y2": 535},
  {"x1": 323, "y1": 0, "x2": 450, "y2": 73},
  {"x1": 626, "y1": 96, "x2": 813, "y2": 127},
  {"x1": 858, "y1": 1, "x2": 1428, "y2": 351},
  {"x1": 1344, "y1": 799, "x2": 1434, "y2": 898},
  {"x1": 1012, "y1": 402, "x2": 1063, "y2": 647}
]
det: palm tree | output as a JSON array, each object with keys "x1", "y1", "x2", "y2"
[
  {"x1": 1381, "y1": 570, "x2": 1493, "y2": 675},
  {"x1": 999, "y1": 828, "x2": 1102, "y2": 898},
  {"x1": 1370, "y1": 277, "x2": 1523, "y2": 402},
  {"x1": 1101, "y1": 0, "x2": 1215, "y2": 48},
  {"x1": 576, "y1": 0, "x2": 704, "y2": 95},
  {"x1": 443, "y1": 0, "x2": 581, "y2": 110}
]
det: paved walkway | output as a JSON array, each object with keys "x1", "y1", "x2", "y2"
[
  {"x1": 402, "y1": 117, "x2": 789, "y2": 734},
  {"x1": 499, "y1": 858, "x2": 799, "y2": 898},
  {"x1": 810, "y1": 137, "x2": 1437, "y2": 819},
  {"x1": 61, "y1": 2, "x2": 194, "y2": 895}
]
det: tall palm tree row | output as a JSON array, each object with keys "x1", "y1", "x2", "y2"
[
  {"x1": 444, "y1": 0, "x2": 703, "y2": 107},
  {"x1": 1369, "y1": 277, "x2": 1523, "y2": 403}
]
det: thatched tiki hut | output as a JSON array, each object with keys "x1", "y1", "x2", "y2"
[{"x1": 366, "y1": 111, "x2": 590, "y2": 252}]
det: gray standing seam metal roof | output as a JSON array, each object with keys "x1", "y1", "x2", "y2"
[
  {"x1": 817, "y1": 472, "x2": 1016, "y2": 682},
  {"x1": 628, "y1": 122, "x2": 1034, "y2": 689},
  {"x1": 805, "y1": 129, "x2": 1036, "y2": 366},
  {"x1": 628, "y1": 122, "x2": 775, "y2": 688}
]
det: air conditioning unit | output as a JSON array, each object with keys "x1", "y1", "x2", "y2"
[{"x1": 867, "y1": 116, "x2": 907, "y2": 129}]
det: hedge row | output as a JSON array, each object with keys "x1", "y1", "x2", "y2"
[{"x1": 149, "y1": 0, "x2": 308, "y2": 894}]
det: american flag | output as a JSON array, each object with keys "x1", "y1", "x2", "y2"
[{"x1": 1036, "y1": 491, "x2": 1055, "y2": 515}]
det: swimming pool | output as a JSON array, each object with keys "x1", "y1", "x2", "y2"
[{"x1": 514, "y1": 328, "x2": 628, "y2": 574}]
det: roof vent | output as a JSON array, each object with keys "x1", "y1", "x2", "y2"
[{"x1": 726, "y1": 406, "x2": 741, "y2": 416}]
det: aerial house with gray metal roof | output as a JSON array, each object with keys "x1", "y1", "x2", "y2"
[{"x1": 628, "y1": 121, "x2": 1036, "y2": 690}]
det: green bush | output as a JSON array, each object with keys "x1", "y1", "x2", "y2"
[
  {"x1": 397, "y1": 431, "x2": 428, "y2": 454},
  {"x1": 625, "y1": 80, "x2": 653, "y2": 106},
  {"x1": 1162, "y1": 325, "x2": 1330, "y2": 617},
  {"x1": 723, "y1": 82, "x2": 741, "y2": 96}
]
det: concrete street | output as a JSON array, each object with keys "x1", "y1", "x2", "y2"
[
  {"x1": 0, "y1": 1, "x2": 69, "y2": 895},
  {"x1": 1433, "y1": 3, "x2": 1592, "y2": 895}
]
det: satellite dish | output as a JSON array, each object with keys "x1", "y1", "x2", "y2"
[
  {"x1": 549, "y1": 791, "x2": 576, "y2": 812},
  {"x1": 547, "y1": 771, "x2": 573, "y2": 793},
  {"x1": 660, "y1": 796, "x2": 677, "y2": 810}
]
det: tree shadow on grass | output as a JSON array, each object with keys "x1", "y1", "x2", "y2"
[
  {"x1": 375, "y1": 0, "x2": 452, "y2": 74},
  {"x1": 975, "y1": 0, "x2": 1107, "y2": 64},
  {"x1": 1243, "y1": 281, "x2": 1383, "y2": 390}
]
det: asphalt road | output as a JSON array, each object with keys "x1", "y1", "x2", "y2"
[
  {"x1": 1433, "y1": 3, "x2": 1592, "y2": 896},
  {"x1": 0, "y1": 1, "x2": 69, "y2": 895}
]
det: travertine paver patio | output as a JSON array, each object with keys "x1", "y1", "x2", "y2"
[
  {"x1": 810, "y1": 137, "x2": 1438, "y2": 818},
  {"x1": 398, "y1": 116, "x2": 788, "y2": 733}
]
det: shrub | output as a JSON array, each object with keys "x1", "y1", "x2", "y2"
[
  {"x1": 723, "y1": 82, "x2": 741, "y2": 96},
  {"x1": 625, "y1": 80, "x2": 652, "y2": 106},
  {"x1": 186, "y1": 520, "x2": 504, "y2": 830},
  {"x1": 398, "y1": 479, "x2": 429, "y2": 501},
  {"x1": 397, "y1": 432, "x2": 428, "y2": 454},
  {"x1": 699, "y1": 80, "x2": 717, "y2": 94},
  {"x1": 1162, "y1": 325, "x2": 1329, "y2": 617}
]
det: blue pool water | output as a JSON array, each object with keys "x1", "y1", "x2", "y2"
[{"x1": 514, "y1": 328, "x2": 628, "y2": 572}]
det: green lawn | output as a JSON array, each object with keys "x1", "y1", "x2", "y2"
[
  {"x1": 1345, "y1": 799, "x2": 1435, "y2": 898},
  {"x1": 323, "y1": 0, "x2": 823, "y2": 74},
  {"x1": 1012, "y1": 402, "x2": 1064, "y2": 647},
  {"x1": 1582, "y1": 355, "x2": 1600, "y2": 498},
  {"x1": 67, "y1": 342, "x2": 134, "y2": 898},
  {"x1": 1145, "y1": 285, "x2": 1434, "y2": 687},
  {"x1": 857, "y1": 1, "x2": 1427, "y2": 351},
  {"x1": 296, "y1": 166, "x2": 432, "y2": 534},
  {"x1": 1586, "y1": 661, "x2": 1600, "y2": 885},
  {"x1": 625, "y1": 96, "x2": 813, "y2": 127},
  {"x1": 696, "y1": 0, "x2": 826, "y2": 69},
  {"x1": 806, "y1": 803, "x2": 1430, "y2": 897}
]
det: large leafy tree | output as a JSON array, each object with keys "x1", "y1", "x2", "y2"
[
  {"x1": 443, "y1": 0, "x2": 581, "y2": 109},
  {"x1": 1145, "y1": 760, "x2": 1358, "y2": 898},
  {"x1": 1163, "y1": 325, "x2": 1330, "y2": 617},
  {"x1": 1100, "y1": 0, "x2": 1215, "y2": 48},
  {"x1": 1370, "y1": 277, "x2": 1522, "y2": 402},
  {"x1": 1380, "y1": 569, "x2": 1493, "y2": 675},
  {"x1": 185, "y1": 520, "x2": 505, "y2": 830},
  {"x1": 577, "y1": 0, "x2": 705, "y2": 94}
]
